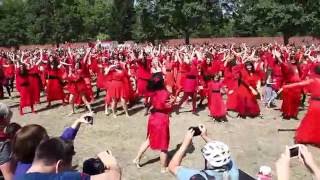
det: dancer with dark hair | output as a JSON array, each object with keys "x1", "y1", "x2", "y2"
[
  {"x1": 133, "y1": 73, "x2": 173, "y2": 173},
  {"x1": 282, "y1": 65, "x2": 320, "y2": 146}
]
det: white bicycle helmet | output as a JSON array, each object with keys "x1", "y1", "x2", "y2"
[{"x1": 201, "y1": 141, "x2": 231, "y2": 167}]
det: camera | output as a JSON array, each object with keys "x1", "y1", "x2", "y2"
[
  {"x1": 84, "y1": 116, "x2": 94, "y2": 125},
  {"x1": 83, "y1": 158, "x2": 105, "y2": 175},
  {"x1": 289, "y1": 145, "x2": 300, "y2": 158},
  {"x1": 188, "y1": 126, "x2": 202, "y2": 137}
]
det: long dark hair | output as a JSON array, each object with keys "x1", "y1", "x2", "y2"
[
  {"x1": 244, "y1": 61, "x2": 255, "y2": 73},
  {"x1": 147, "y1": 72, "x2": 165, "y2": 91},
  {"x1": 20, "y1": 64, "x2": 28, "y2": 77}
]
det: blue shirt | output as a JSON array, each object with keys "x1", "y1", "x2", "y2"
[
  {"x1": 14, "y1": 127, "x2": 78, "y2": 180},
  {"x1": 176, "y1": 160, "x2": 239, "y2": 180},
  {"x1": 17, "y1": 172, "x2": 90, "y2": 180}
]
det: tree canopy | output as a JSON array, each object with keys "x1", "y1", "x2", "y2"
[{"x1": 0, "y1": 0, "x2": 319, "y2": 46}]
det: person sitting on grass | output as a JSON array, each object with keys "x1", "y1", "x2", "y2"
[{"x1": 168, "y1": 124, "x2": 239, "y2": 180}]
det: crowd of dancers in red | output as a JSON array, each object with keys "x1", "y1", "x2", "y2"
[{"x1": 0, "y1": 42, "x2": 320, "y2": 148}]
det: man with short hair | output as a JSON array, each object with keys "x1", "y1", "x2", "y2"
[
  {"x1": 18, "y1": 137, "x2": 121, "y2": 180},
  {"x1": 168, "y1": 125, "x2": 239, "y2": 180}
]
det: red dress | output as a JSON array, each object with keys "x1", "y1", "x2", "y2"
[
  {"x1": 28, "y1": 66, "x2": 41, "y2": 104},
  {"x1": 281, "y1": 63, "x2": 301, "y2": 118},
  {"x1": 136, "y1": 63, "x2": 151, "y2": 97},
  {"x1": 164, "y1": 61, "x2": 176, "y2": 88},
  {"x1": 207, "y1": 81, "x2": 226, "y2": 118},
  {"x1": 46, "y1": 68, "x2": 65, "y2": 102},
  {"x1": 223, "y1": 65, "x2": 240, "y2": 111},
  {"x1": 183, "y1": 63, "x2": 198, "y2": 93},
  {"x1": 16, "y1": 69, "x2": 35, "y2": 108},
  {"x1": 236, "y1": 69, "x2": 260, "y2": 117},
  {"x1": 147, "y1": 89, "x2": 171, "y2": 151},
  {"x1": 286, "y1": 78, "x2": 320, "y2": 145},
  {"x1": 107, "y1": 69, "x2": 129, "y2": 101},
  {"x1": 176, "y1": 62, "x2": 189, "y2": 91}
]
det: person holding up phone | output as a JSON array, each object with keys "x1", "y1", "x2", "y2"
[
  {"x1": 276, "y1": 145, "x2": 320, "y2": 180},
  {"x1": 168, "y1": 125, "x2": 239, "y2": 180}
]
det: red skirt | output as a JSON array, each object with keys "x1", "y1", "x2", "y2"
[
  {"x1": 183, "y1": 78, "x2": 197, "y2": 93},
  {"x1": 107, "y1": 80, "x2": 128, "y2": 100},
  {"x1": 28, "y1": 75, "x2": 41, "y2": 104},
  {"x1": 226, "y1": 90, "x2": 238, "y2": 111},
  {"x1": 47, "y1": 79, "x2": 65, "y2": 101},
  {"x1": 236, "y1": 85, "x2": 260, "y2": 117},
  {"x1": 165, "y1": 72, "x2": 175, "y2": 88},
  {"x1": 97, "y1": 74, "x2": 105, "y2": 89},
  {"x1": 137, "y1": 78, "x2": 149, "y2": 97},
  {"x1": 281, "y1": 88, "x2": 301, "y2": 118},
  {"x1": 176, "y1": 72, "x2": 186, "y2": 91},
  {"x1": 19, "y1": 86, "x2": 35, "y2": 108},
  {"x1": 295, "y1": 100, "x2": 320, "y2": 145},
  {"x1": 147, "y1": 112, "x2": 170, "y2": 151},
  {"x1": 208, "y1": 92, "x2": 226, "y2": 118}
]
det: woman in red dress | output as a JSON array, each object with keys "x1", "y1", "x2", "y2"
[
  {"x1": 236, "y1": 62, "x2": 261, "y2": 118},
  {"x1": 223, "y1": 58, "x2": 240, "y2": 112},
  {"x1": 105, "y1": 62, "x2": 130, "y2": 118},
  {"x1": 46, "y1": 59, "x2": 65, "y2": 106},
  {"x1": 133, "y1": 73, "x2": 173, "y2": 173},
  {"x1": 282, "y1": 65, "x2": 320, "y2": 146},
  {"x1": 163, "y1": 54, "x2": 176, "y2": 94},
  {"x1": 136, "y1": 57, "x2": 152, "y2": 107},
  {"x1": 277, "y1": 54, "x2": 302, "y2": 120},
  {"x1": 175, "y1": 55, "x2": 199, "y2": 115},
  {"x1": 28, "y1": 64, "x2": 41, "y2": 104},
  {"x1": 207, "y1": 74, "x2": 227, "y2": 122},
  {"x1": 16, "y1": 64, "x2": 36, "y2": 115},
  {"x1": 66, "y1": 62, "x2": 92, "y2": 115}
]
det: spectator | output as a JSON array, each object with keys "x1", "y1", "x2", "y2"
[
  {"x1": 19, "y1": 137, "x2": 121, "y2": 180},
  {"x1": 168, "y1": 125, "x2": 239, "y2": 180},
  {"x1": 0, "y1": 103, "x2": 14, "y2": 180},
  {"x1": 12, "y1": 113, "x2": 93, "y2": 179},
  {"x1": 276, "y1": 145, "x2": 320, "y2": 180}
]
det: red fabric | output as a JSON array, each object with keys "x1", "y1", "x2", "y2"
[
  {"x1": 235, "y1": 70, "x2": 260, "y2": 117},
  {"x1": 223, "y1": 66, "x2": 240, "y2": 111},
  {"x1": 136, "y1": 63, "x2": 151, "y2": 97},
  {"x1": 147, "y1": 90, "x2": 171, "y2": 151},
  {"x1": 207, "y1": 81, "x2": 226, "y2": 118},
  {"x1": 16, "y1": 69, "x2": 35, "y2": 108},
  {"x1": 176, "y1": 63, "x2": 190, "y2": 90},
  {"x1": 107, "y1": 70, "x2": 129, "y2": 101},
  {"x1": 183, "y1": 64, "x2": 198, "y2": 93},
  {"x1": 295, "y1": 79, "x2": 320, "y2": 145},
  {"x1": 164, "y1": 61, "x2": 176, "y2": 88},
  {"x1": 46, "y1": 69, "x2": 65, "y2": 102},
  {"x1": 28, "y1": 66, "x2": 41, "y2": 104}
]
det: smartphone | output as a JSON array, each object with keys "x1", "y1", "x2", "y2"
[
  {"x1": 289, "y1": 145, "x2": 300, "y2": 158},
  {"x1": 188, "y1": 127, "x2": 202, "y2": 137},
  {"x1": 84, "y1": 116, "x2": 94, "y2": 125}
]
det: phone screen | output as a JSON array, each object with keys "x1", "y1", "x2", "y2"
[{"x1": 290, "y1": 146, "x2": 299, "y2": 157}]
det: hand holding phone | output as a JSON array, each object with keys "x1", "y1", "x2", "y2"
[
  {"x1": 289, "y1": 144, "x2": 300, "y2": 158},
  {"x1": 188, "y1": 126, "x2": 202, "y2": 137}
]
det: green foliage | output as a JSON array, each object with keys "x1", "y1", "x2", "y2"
[{"x1": 0, "y1": 0, "x2": 320, "y2": 46}]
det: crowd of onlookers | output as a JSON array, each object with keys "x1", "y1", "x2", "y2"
[{"x1": 1, "y1": 102, "x2": 320, "y2": 180}]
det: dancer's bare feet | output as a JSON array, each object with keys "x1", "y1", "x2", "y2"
[{"x1": 132, "y1": 159, "x2": 141, "y2": 168}]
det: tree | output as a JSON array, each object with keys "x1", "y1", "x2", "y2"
[
  {"x1": 108, "y1": 0, "x2": 135, "y2": 42},
  {"x1": 0, "y1": 0, "x2": 28, "y2": 46}
]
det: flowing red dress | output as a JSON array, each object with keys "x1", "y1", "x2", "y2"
[
  {"x1": 46, "y1": 68, "x2": 65, "y2": 102},
  {"x1": 136, "y1": 62, "x2": 151, "y2": 97},
  {"x1": 207, "y1": 81, "x2": 226, "y2": 118},
  {"x1": 286, "y1": 78, "x2": 320, "y2": 145},
  {"x1": 147, "y1": 89, "x2": 171, "y2": 151},
  {"x1": 281, "y1": 63, "x2": 301, "y2": 118},
  {"x1": 236, "y1": 69, "x2": 260, "y2": 117},
  {"x1": 107, "y1": 69, "x2": 129, "y2": 101},
  {"x1": 223, "y1": 65, "x2": 240, "y2": 111},
  {"x1": 183, "y1": 63, "x2": 198, "y2": 93},
  {"x1": 28, "y1": 66, "x2": 41, "y2": 104},
  {"x1": 164, "y1": 61, "x2": 176, "y2": 89},
  {"x1": 16, "y1": 69, "x2": 35, "y2": 109},
  {"x1": 176, "y1": 62, "x2": 189, "y2": 91}
]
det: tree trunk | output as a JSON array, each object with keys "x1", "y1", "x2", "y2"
[
  {"x1": 283, "y1": 34, "x2": 291, "y2": 45},
  {"x1": 185, "y1": 32, "x2": 190, "y2": 45}
]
